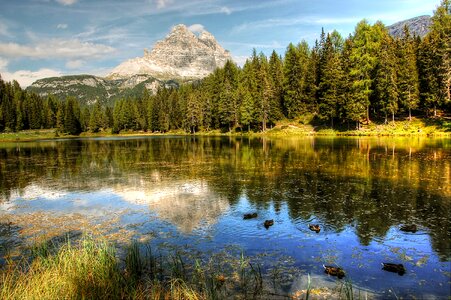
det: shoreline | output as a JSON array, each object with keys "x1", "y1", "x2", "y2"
[{"x1": 0, "y1": 119, "x2": 450, "y2": 142}]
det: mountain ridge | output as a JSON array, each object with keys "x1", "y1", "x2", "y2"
[
  {"x1": 387, "y1": 15, "x2": 431, "y2": 38},
  {"x1": 107, "y1": 24, "x2": 232, "y2": 80},
  {"x1": 27, "y1": 74, "x2": 179, "y2": 106},
  {"x1": 27, "y1": 24, "x2": 231, "y2": 105}
]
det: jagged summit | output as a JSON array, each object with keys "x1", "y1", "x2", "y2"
[
  {"x1": 388, "y1": 15, "x2": 432, "y2": 38},
  {"x1": 108, "y1": 24, "x2": 232, "y2": 80}
]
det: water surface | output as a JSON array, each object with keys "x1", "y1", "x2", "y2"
[{"x1": 0, "y1": 136, "x2": 450, "y2": 298}]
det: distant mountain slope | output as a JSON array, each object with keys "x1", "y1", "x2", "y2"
[
  {"x1": 27, "y1": 24, "x2": 230, "y2": 105},
  {"x1": 388, "y1": 15, "x2": 432, "y2": 38},
  {"x1": 27, "y1": 74, "x2": 178, "y2": 106}
]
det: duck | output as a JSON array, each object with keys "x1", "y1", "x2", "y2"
[
  {"x1": 382, "y1": 263, "x2": 406, "y2": 275},
  {"x1": 323, "y1": 265, "x2": 345, "y2": 278},
  {"x1": 400, "y1": 224, "x2": 417, "y2": 233},
  {"x1": 243, "y1": 213, "x2": 258, "y2": 220},
  {"x1": 264, "y1": 219, "x2": 274, "y2": 228},
  {"x1": 309, "y1": 224, "x2": 321, "y2": 233}
]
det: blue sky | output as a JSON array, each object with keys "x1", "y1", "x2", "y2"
[{"x1": 0, "y1": 0, "x2": 441, "y2": 87}]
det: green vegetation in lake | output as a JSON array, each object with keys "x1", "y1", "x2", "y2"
[{"x1": 0, "y1": 136, "x2": 450, "y2": 299}]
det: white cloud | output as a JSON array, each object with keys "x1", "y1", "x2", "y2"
[
  {"x1": 0, "y1": 22, "x2": 10, "y2": 37},
  {"x1": 156, "y1": 0, "x2": 173, "y2": 9},
  {"x1": 55, "y1": 0, "x2": 78, "y2": 6},
  {"x1": 57, "y1": 23, "x2": 68, "y2": 29},
  {"x1": 65, "y1": 59, "x2": 84, "y2": 69},
  {"x1": 2, "y1": 68, "x2": 63, "y2": 88},
  {"x1": 0, "y1": 57, "x2": 8, "y2": 70},
  {"x1": 0, "y1": 39, "x2": 115, "y2": 60},
  {"x1": 232, "y1": 16, "x2": 360, "y2": 33},
  {"x1": 187, "y1": 24, "x2": 204, "y2": 34},
  {"x1": 232, "y1": 55, "x2": 248, "y2": 67},
  {"x1": 226, "y1": 41, "x2": 284, "y2": 49},
  {"x1": 220, "y1": 6, "x2": 231, "y2": 15}
]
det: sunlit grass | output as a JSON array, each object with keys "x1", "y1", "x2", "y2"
[
  {"x1": 0, "y1": 116, "x2": 449, "y2": 142},
  {"x1": 1, "y1": 237, "x2": 127, "y2": 299},
  {"x1": 1, "y1": 236, "x2": 369, "y2": 300}
]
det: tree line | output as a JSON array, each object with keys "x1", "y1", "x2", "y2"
[{"x1": 0, "y1": 0, "x2": 449, "y2": 134}]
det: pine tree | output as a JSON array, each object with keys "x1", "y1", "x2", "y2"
[
  {"x1": 256, "y1": 53, "x2": 272, "y2": 131},
  {"x1": 318, "y1": 33, "x2": 346, "y2": 127},
  {"x1": 397, "y1": 26, "x2": 419, "y2": 121},
  {"x1": 340, "y1": 36, "x2": 354, "y2": 126},
  {"x1": 186, "y1": 89, "x2": 202, "y2": 133},
  {"x1": 26, "y1": 93, "x2": 44, "y2": 130},
  {"x1": 239, "y1": 84, "x2": 255, "y2": 132},
  {"x1": 375, "y1": 31, "x2": 399, "y2": 123},
  {"x1": 1, "y1": 80, "x2": 15, "y2": 131},
  {"x1": 63, "y1": 97, "x2": 81, "y2": 135},
  {"x1": 56, "y1": 101, "x2": 65, "y2": 133},
  {"x1": 218, "y1": 60, "x2": 239, "y2": 131},
  {"x1": 45, "y1": 95, "x2": 58, "y2": 128},
  {"x1": 268, "y1": 50, "x2": 284, "y2": 121},
  {"x1": 431, "y1": 0, "x2": 451, "y2": 113},
  {"x1": 348, "y1": 20, "x2": 382, "y2": 127},
  {"x1": 89, "y1": 101, "x2": 103, "y2": 132},
  {"x1": 80, "y1": 106, "x2": 90, "y2": 132},
  {"x1": 417, "y1": 1, "x2": 450, "y2": 116},
  {"x1": 14, "y1": 87, "x2": 24, "y2": 131},
  {"x1": 283, "y1": 42, "x2": 311, "y2": 118}
]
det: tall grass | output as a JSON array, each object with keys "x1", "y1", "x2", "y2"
[
  {"x1": 1, "y1": 237, "x2": 126, "y2": 299},
  {"x1": 1, "y1": 236, "x2": 362, "y2": 299}
]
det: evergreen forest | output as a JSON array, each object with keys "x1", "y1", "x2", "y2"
[{"x1": 0, "y1": 0, "x2": 450, "y2": 135}]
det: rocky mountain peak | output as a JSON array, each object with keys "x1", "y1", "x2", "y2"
[
  {"x1": 388, "y1": 15, "x2": 432, "y2": 38},
  {"x1": 108, "y1": 24, "x2": 232, "y2": 80}
]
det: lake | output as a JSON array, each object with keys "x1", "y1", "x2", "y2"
[{"x1": 0, "y1": 136, "x2": 450, "y2": 298}]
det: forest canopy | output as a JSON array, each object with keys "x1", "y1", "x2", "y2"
[{"x1": 0, "y1": 0, "x2": 449, "y2": 134}]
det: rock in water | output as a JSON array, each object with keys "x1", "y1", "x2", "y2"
[{"x1": 108, "y1": 24, "x2": 232, "y2": 80}]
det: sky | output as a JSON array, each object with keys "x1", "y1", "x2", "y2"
[{"x1": 0, "y1": 0, "x2": 441, "y2": 87}]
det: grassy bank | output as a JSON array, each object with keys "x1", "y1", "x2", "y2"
[
  {"x1": 262, "y1": 117, "x2": 451, "y2": 137},
  {"x1": 0, "y1": 236, "x2": 363, "y2": 300},
  {"x1": 0, "y1": 117, "x2": 449, "y2": 142}
]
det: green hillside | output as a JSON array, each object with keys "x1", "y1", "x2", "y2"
[{"x1": 27, "y1": 74, "x2": 179, "y2": 106}]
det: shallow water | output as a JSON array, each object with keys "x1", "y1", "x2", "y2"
[{"x1": 0, "y1": 136, "x2": 450, "y2": 298}]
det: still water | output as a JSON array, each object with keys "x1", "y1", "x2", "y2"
[{"x1": 0, "y1": 136, "x2": 450, "y2": 298}]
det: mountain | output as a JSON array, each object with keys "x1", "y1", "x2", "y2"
[
  {"x1": 27, "y1": 24, "x2": 231, "y2": 105},
  {"x1": 108, "y1": 24, "x2": 232, "y2": 80},
  {"x1": 27, "y1": 74, "x2": 179, "y2": 106},
  {"x1": 388, "y1": 15, "x2": 432, "y2": 38}
]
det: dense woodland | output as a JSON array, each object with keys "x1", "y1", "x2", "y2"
[{"x1": 0, "y1": 1, "x2": 450, "y2": 135}]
